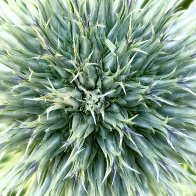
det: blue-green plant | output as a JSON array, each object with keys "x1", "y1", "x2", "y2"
[{"x1": 0, "y1": 0, "x2": 195, "y2": 195}]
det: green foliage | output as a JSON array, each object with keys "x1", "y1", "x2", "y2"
[
  {"x1": 0, "y1": 0, "x2": 196, "y2": 195},
  {"x1": 142, "y1": 0, "x2": 195, "y2": 9}
]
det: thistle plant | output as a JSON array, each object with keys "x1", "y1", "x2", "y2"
[{"x1": 0, "y1": 0, "x2": 196, "y2": 195}]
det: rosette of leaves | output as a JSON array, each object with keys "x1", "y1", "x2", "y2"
[{"x1": 0, "y1": 0, "x2": 196, "y2": 195}]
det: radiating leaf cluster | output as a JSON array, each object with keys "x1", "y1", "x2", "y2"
[{"x1": 0, "y1": 0, "x2": 196, "y2": 195}]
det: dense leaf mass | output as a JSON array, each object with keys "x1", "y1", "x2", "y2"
[{"x1": 0, "y1": 0, "x2": 196, "y2": 195}]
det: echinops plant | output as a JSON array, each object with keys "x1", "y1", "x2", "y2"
[{"x1": 0, "y1": 0, "x2": 196, "y2": 195}]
